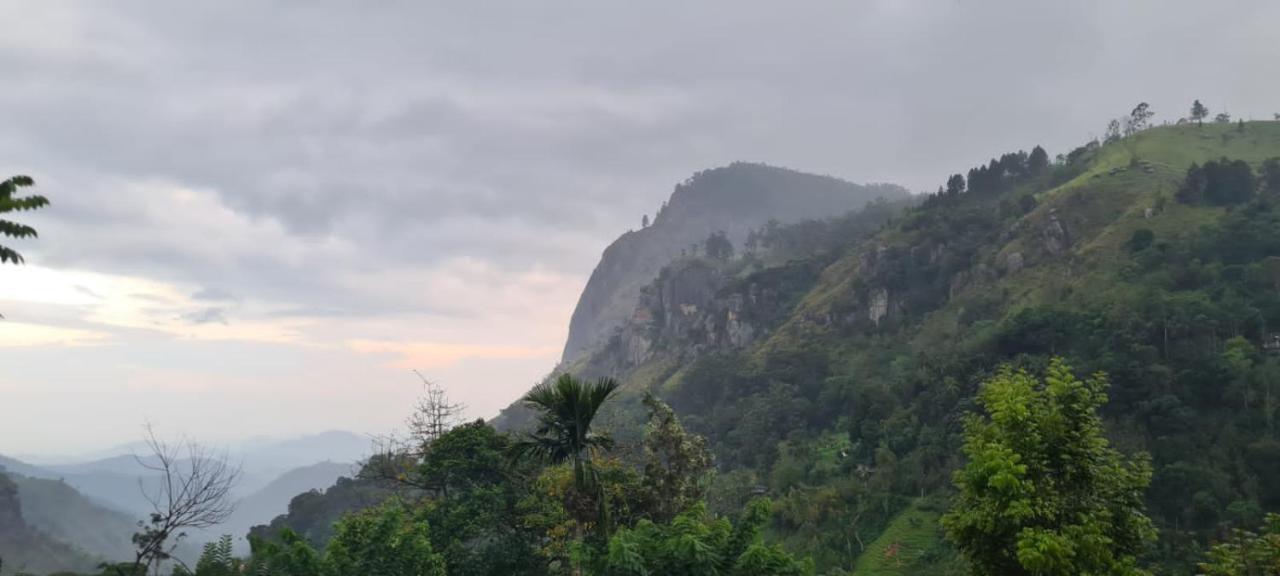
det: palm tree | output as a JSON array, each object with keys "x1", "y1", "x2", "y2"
[
  {"x1": 515, "y1": 373, "x2": 620, "y2": 492},
  {"x1": 0, "y1": 175, "x2": 49, "y2": 265}
]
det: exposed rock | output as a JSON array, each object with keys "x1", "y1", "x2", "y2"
[
  {"x1": 1042, "y1": 210, "x2": 1069, "y2": 255},
  {"x1": 869, "y1": 288, "x2": 890, "y2": 326},
  {"x1": 1003, "y1": 251, "x2": 1024, "y2": 275},
  {"x1": 561, "y1": 163, "x2": 909, "y2": 363}
]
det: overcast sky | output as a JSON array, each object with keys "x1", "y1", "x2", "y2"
[{"x1": 1, "y1": 0, "x2": 1276, "y2": 455}]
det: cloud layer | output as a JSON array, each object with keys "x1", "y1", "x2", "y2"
[{"x1": 1, "y1": 0, "x2": 1278, "y2": 452}]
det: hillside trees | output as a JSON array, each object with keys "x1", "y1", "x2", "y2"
[
  {"x1": 1199, "y1": 514, "x2": 1280, "y2": 576},
  {"x1": 1177, "y1": 159, "x2": 1256, "y2": 205},
  {"x1": 704, "y1": 231, "x2": 734, "y2": 261},
  {"x1": 942, "y1": 359, "x2": 1155, "y2": 576}
]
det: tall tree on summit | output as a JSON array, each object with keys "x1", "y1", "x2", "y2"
[{"x1": 1191, "y1": 100, "x2": 1209, "y2": 125}]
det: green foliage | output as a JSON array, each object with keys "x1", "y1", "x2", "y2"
[
  {"x1": 1199, "y1": 514, "x2": 1280, "y2": 576},
  {"x1": 516, "y1": 374, "x2": 622, "y2": 541},
  {"x1": 1192, "y1": 100, "x2": 1210, "y2": 125},
  {"x1": 593, "y1": 500, "x2": 811, "y2": 576},
  {"x1": 1126, "y1": 228, "x2": 1155, "y2": 253},
  {"x1": 246, "y1": 529, "x2": 325, "y2": 576},
  {"x1": 417, "y1": 421, "x2": 545, "y2": 576},
  {"x1": 249, "y1": 475, "x2": 396, "y2": 549},
  {"x1": 175, "y1": 535, "x2": 239, "y2": 576},
  {"x1": 324, "y1": 501, "x2": 446, "y2": 576},
  {"x1": 0, "y1": 175, "x2": 48, "y2": 265},
  {"x1": 704, "y1": 230, "x2": 734, "y2": 261},
  {"x1": 639, "y1": 393, "x2": 714, "y2": 523},
  {"x1": 1177, "y1": 159, "x2": 1256, "y2": 205},
  {"x1": 942, "y1": 360, "x2": 1155, "y2": 576}
]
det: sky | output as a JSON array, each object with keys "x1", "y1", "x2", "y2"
[{"x1": 1, "y1": 0, "x2": 1278, "y2": 454}]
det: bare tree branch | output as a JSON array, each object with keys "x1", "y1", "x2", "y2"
[{"x1": 126, "y1": 424, "x2": 240, "y2": 575}]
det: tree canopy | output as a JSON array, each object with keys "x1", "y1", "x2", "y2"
[{"x1": 942, "y1": 359, "x2": 1156, "y2": 576}]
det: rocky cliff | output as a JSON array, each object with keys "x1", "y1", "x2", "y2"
[{"x1": 561, "y1": 162, "x2": 907, "y2": 363}]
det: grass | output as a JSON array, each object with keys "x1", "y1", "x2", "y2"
[{"x1": 851, "y1": 499, "x2": 953, "y2": 575}]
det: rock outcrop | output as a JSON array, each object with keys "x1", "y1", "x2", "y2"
[{"x1": 562, "y1": 162, "x2": 907, "y2": 363}]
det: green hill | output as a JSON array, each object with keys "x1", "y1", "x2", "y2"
[{"x1": 520, "y1": 120, "x2": 1280, "y2": 573}]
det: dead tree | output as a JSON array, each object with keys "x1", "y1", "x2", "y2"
[
  {"x1": 126, "y1": 425, "x2": 240, "y2": 576},
  {"x1": 406, "y1": 370, "x2": 464, "y2": 451},
  {"x1": 361, "y1": 371, "x2": 464, "y2": 495}
]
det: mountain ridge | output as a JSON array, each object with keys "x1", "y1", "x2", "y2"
[{"x1": 560, "y1": 161, "x2": 909, "y2": 364}]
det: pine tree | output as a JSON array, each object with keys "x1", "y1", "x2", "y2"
[{"x1": 1191, "y1": 100, "x2": 1209, "y2": 125}]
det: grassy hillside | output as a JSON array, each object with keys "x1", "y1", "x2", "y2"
[{"x1": 575, "y1": 120, "x2": 1280, "y2": 573}]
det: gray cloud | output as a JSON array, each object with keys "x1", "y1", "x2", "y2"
[
  {"x1": 2, "y1": 0, "x2": 1279, "y2": 452},
  {"x1": 180, "y1": 307, "x2": 229, "y2": 326},
  {"x1": 4, "y1": 1, "x2": 1277, "y2": 320}
]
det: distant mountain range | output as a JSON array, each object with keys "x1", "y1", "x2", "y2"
[{"x1": 0, "y1": 430, "x2": 372, "y2": 565}]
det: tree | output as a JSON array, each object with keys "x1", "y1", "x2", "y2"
[
  {"x1": 246, "y1": 529, "x2": 324, "y2": 576},
  {"x1": 1127, "y1": 102, "x2": 1153, "y2": 135},
  {"x1": 945, "y1": 173, "x2": 966, "y2": 195},
  {"x1": 0, "y1": 175, "x2": 48, "y2": 266},
  {"x1": 704, "y1": 230, "x2": 734, "y2": 261},
  {"x1": 1028, "y1": 146, "x2": 1050, "y2": 175},
  {"x1": 640, "y1": 393, "x2": 714, "y2": 523},
  {"x1": 1192, "y1": 100, "x2": 1210, "y2": 125},
  {"x1": 365, "y1": 371, "x2": 464, "y2": 491},
  {"x1": 1198, "y1": 513, "x2": 1280, "y2": 576},
  {"x1": 325, "y1": 501, "x2": 446, "y2": 576},
  {"x1": 1105, "y1": 119, "x2": 1122, "y2": 144},
  {"x1": 407, "y1": 371, "x2": 464, "y2": 452},
  {"x1": 515, "y1": 374, "x2": 620, "y2": 497},
  {"x1": 1262, "y1": 158, "x2": 1280, "y2": 196},
  {"x1": 1177, "y1": 159, "x2": 1256, "y2": 206},
  {"x1": 126, "y1": 426, "x2": 241, "y2": 576},
  {"x1": 415, "y1": 420, "x2": 544, "y2": 576},
  {"x1": 942, "y1": 359, "x2": 1156, "y2": 576},
  {"x1": 1127, "y1": 228, "x2": 1155, "y2": 252},
  {"x1": 641, "y1": 214, "x2": 649, "y2": 228},
  {"x1": 594, "y1": 500, "x2": 811, "y2": 576},
  {"x1": 1217, "y1": 112, "x2": 1233, "y2": 124},
  {"x1": 176, "y1": 535, "x2": 239, "y2": 576}
]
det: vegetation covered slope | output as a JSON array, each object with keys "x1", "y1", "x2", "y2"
[
  {"x1": 0, "y1": 473, "x2": 100, "y2": 576},
  {"x1": 544, "y1": 120, "x2": 1280, "y2": 573},
  {"x1": 10, "y1": 473, "x2": 137, "y2": 562},
  {"x1": 561, "y1": 162, "x2": 907, "y2": 364}
]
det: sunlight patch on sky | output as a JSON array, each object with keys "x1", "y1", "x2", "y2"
[{"x1": 346, "y1": 339, "x2": 559, "y2": 370}]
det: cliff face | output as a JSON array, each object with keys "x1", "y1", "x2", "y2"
[{"x1": 561, "y1": 162, "x2": 907, "y2": 363}]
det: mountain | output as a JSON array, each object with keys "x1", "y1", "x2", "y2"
[
  {"x1": 0, "y1": 473, "x2": 99, "y2": 575},
  {"x1": 504, "y1": 121, "x2": 1280, "y2": 573},
  {"x1": 9, "y1": 473, "x2": 137, "y2": 562},
  {"x1": 216, "y1": 460, "x2": 355, "y2": 553},
  {"x1": 4, "y1": 430, "x2": 373, "y2": 520},
  {"x1": 560, "y1": 162, "x2": 908, "y2": 364}
]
